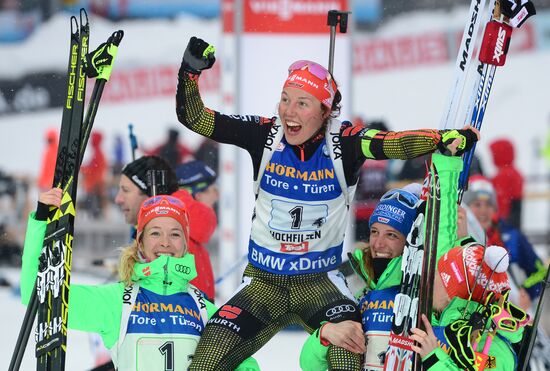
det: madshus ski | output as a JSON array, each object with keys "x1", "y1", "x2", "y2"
[
  {"x1": 384, "y1": 165, "x2": 440, "y2": 371},
  {"x1": 458, "y1": 0, "x2": 536, "y2": 193},
  {"x1": 8, "y1": 9, "x2": 123, "y2": 371},
  {"x1": 436, "y1": 0, "x2": 536, "y2": 193}
]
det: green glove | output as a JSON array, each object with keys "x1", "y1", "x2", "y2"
[{"x1": 84, "y1": 30, "x2": 124, "y2": 80}]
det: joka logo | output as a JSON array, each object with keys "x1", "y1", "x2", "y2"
[
  {"x1": 122, "y1": 285, "x2": 134, "y2": 305},
  {"x1": 175, "y1": 264, "x2": 191, "y2": 274},
  {"x1": 142, "y1": 266, "x2": 151, "y2": 276},
  {"x1": 219, "y1": 305, "x2": 242, "y2": 320},
  {"x1": 325, "y1": 304, "x2": 356, "y2": 317}
]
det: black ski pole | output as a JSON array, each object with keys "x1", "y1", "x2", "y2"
[
  {"x1": 79, "y1": 29, "x2": 124, "y2": 163},
  {"x1": 520, "y1": 262, "x2": 550, "y2": 371},
  {"x1": 8, "y1": 284, "x2": 38, "y2": 371},
  {"x1": 326, "y1": 10, "x2": 350, "y2": 74},
  {"x1": 146, "y1": 169, "x2": 168, "y2": 197}
]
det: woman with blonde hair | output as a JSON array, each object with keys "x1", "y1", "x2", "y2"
[{"x1": 20, "y1": 189, "x2": 258, "y2": 371}]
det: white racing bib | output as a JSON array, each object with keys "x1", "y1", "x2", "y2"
[
  {"x1": 113, "y1": 285, "x2": 208, "y2": 371},
  {"x1": 133, "y1": 335, "x2": 198, "y2": 370}
]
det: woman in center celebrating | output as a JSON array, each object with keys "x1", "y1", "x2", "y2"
[{"x1": 176, "y1": 37, "x2": 479, "y2": 370}]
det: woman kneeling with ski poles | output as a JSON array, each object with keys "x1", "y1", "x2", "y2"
[{"x1": 20, "y1": 189, "x2": 258, "y2": 371}]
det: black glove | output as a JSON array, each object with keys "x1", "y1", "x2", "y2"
[
  {"x1": 84, "y1": 30, "x2": 124, "y2": 79},
  {"x1": 437, "y1": 128, "x2": 478, "y2": 156},
  {"x1": 501, "y1": 0, "x2": 536, "y2": 28},
  {"x1": 180, "y1": 37, "x2": 216, "y2": 76}
]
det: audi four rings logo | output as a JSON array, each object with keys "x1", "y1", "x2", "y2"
[
  {"x1": 175, "y1": 264, "x2": 191, "y2": 274},
  {"x1": 326, "y1": 304, "x2": 356, "y2": 317}
]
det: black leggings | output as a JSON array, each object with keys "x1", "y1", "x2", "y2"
[{"x1": 189, "y1": 264, "x2": 362, "y2": 370}]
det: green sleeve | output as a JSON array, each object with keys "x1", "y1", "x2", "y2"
[
  {"x1": 67, "y1": 282, "x2": 124, "y2": 349},
  {"x1": 204, "y1": 298, "x2": 218, "y2": 318},
  {"x1": 235, "y1": 357, "x2": 261, "y2": 371},
  {"x1": 299, "y1": 328, "x2": 328, "y2": 371},
  {"x1": 20, "y1": 212, "x2": 45, "y2": 305},
  {"x1": 431, "y1": 153, "x2": 463, "y2": 260},
  {"x1": 422, "y1": 348, "x2": 461, "y2": 370},
  {"x1": 20, "y1": 212, "x2": 123, "y2": 349}
]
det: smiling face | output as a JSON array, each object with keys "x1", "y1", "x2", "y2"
[
  {"x1": 138, "y1": 216, "x2": 187, "y2": 261},
  {"x1": 369, "y1": 222, "x2": 407, "y2": 259},
  {"x1": 278, "y1": 87, "x2": 328, "y2": 146},
  {"x1": 468, "y1": 199, "x2": 496, "y2": 230},
  {"x1": 115, "y1": 175, "x2": 148, "y2": 225}
]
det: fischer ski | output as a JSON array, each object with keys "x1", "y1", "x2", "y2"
[
  {"x1": 9, "y1": 10, "x2": 123, "y2": 371},
  {"x1": 34, "y1": 9, "x2": 89, "y2": 371}
]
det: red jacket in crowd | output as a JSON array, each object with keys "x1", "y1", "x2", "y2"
[
  {"x1": 172, "y1": 189, "x2": 216, "y2": 301},
  {"x1": 489, "y1": 138, "x2": 523, "y2": 221}
]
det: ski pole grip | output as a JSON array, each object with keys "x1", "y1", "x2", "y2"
[
  {"x1": 110, "y1": 30, "x2": 124, "y2": 46},
  {"x1": 326, "y1": 10, "x2": 351, "y2": 74}
]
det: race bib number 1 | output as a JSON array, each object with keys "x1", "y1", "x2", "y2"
[
  {"x1": 136, "y1": 337, "x2": 198, "y2": 371},
  {"x1": 270, "y1": 199, "x2": 328, "y2": 232}
]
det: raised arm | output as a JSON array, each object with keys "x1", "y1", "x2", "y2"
[{"x1": 175, "y1": 37, "x2": 272, "y2": 157}]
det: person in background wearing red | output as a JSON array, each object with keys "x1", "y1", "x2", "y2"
[
  {"x1": 173, "y1": 160, "x2": 219, "y2": 302},
  {"x1": 37, "y1": 128, "x2": 58, "y2": 192},
  {"x1": 81, "y1": 131, "x2": 109, "y2": 219},
  {"x1": 460, "y1": 175, "x2": 546, "y2": 311},
  {"x1": 489, "y1": 138, "x2": 524, "y2": 229},
  {"x1": 147, "y1": 128, "x2": 194, "y2": 170}
]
